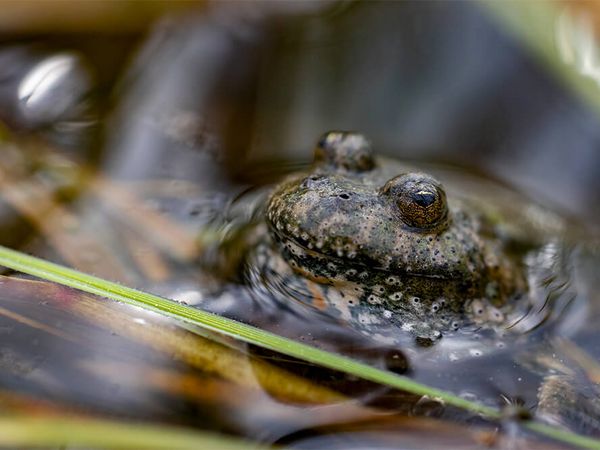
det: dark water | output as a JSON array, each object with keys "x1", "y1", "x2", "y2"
[{"x1": 0, "y1": 2, "x2": 599, "y2": 449}]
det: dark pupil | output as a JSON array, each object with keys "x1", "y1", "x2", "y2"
[{"x1": 412, "y1": 191, "x2": 436, "y2": 207}]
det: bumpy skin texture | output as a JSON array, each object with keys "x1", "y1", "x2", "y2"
[{"x1": 262, "y1": 132, "x2": 523, "y2": 340}]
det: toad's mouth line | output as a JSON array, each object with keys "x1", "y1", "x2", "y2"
[{"x1": 274, "y1": 231, "x2": 457, "y2": 281}]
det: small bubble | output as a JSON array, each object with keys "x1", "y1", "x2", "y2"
[{"x1": 384, "y1": 349, "x2": 408, "y2": 374}]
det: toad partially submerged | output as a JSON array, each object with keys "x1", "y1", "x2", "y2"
[
  {"x1": 250, "y1": 131, "x2": 540, "y2": 342},
  {"x1": 234, "y1": 132, "x2": 598, "y2": 435}
]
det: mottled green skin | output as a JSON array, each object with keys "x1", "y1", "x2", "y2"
[{"x1": 261, "y1": 132, "x2": 523, "y2": 341}]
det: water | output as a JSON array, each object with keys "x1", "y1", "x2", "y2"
[
  {"x1": 232, "y1": 163, "x2": 591, "y2": 421},
  {"x1": 0, "y1": 2, "x2": 598, "y2": 449},
  {"x1": 1, "y1": 133, "x2": 592, "y2": 447}
]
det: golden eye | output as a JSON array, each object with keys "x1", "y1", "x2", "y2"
[
  {"x1": 314, "y1": 131, "x2": 374, "y2": 172},
  {"x1": 381, "y1": 173, "x2": 448, "y2": 229}
]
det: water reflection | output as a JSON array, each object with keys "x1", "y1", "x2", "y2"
[
  {"x1": 557, "y1": 8, "x2": 600, "y2": 88},
  {"x1": 18, "y1": 53, "x2": 92, "y2": 126}
]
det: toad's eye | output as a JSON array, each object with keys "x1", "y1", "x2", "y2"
[
  {"x1": 381, "y1": 173, "x2": 448, "y2": 230},
  {"x1": 314, "y1": 131, "x2": 375, "y2": 172}
]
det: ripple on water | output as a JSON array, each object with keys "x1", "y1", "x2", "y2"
[{"x1": 201, "y1": 168, "x2": 594, "y2": 442}]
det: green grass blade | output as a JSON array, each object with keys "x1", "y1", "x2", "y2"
[
  {"x1": 476, "y1": 0, "x2": 600, "y2": 119},
  {"x1": 0, "y1": 416, "x2": 267, "y2": 449},
  {"x1": 526, "y1": 422, "x2": 600, "y2": 450},
  {"x1": 0, "y1": 244, "x2": 496, "y2": 416},
  {"x1": 1, "y1": 244, "x2": 600, "y2": 448}
]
